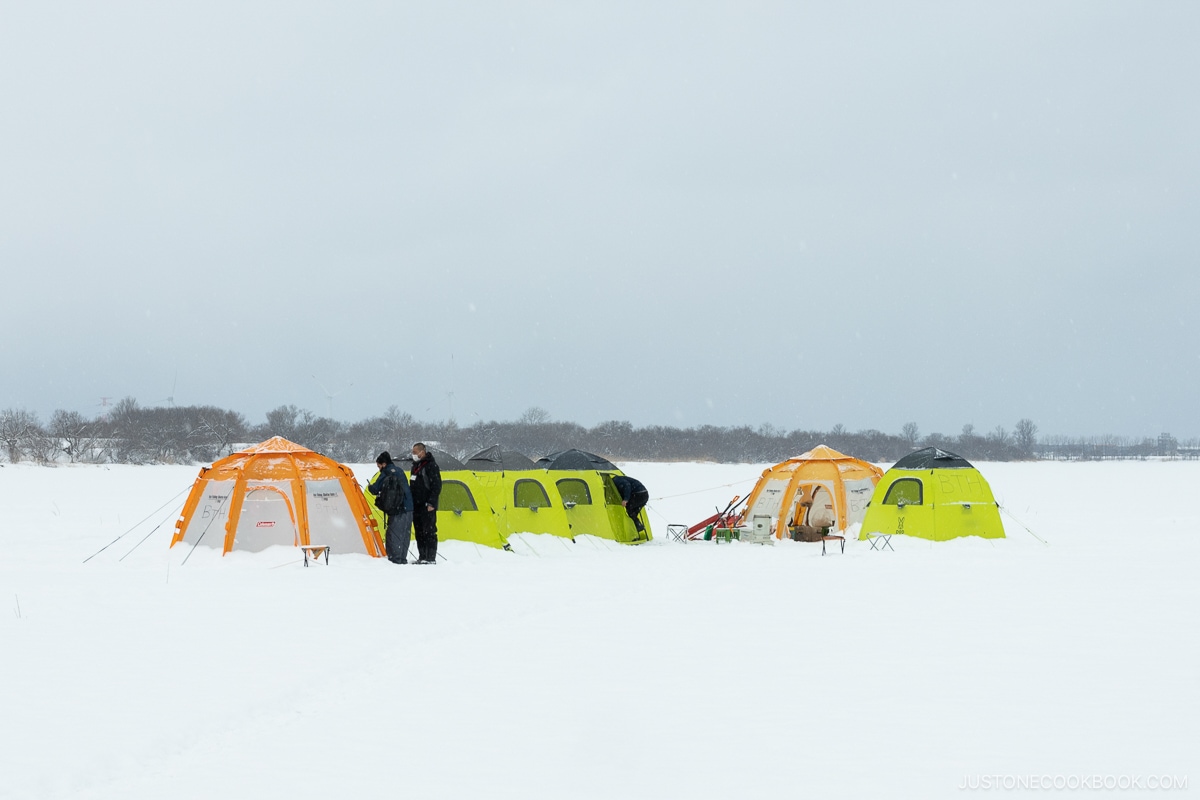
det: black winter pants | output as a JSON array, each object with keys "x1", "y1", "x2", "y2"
[
  {"x1": 625, "y1": 490, "x2": 649, "y2": 532},
  {"x1": 413, "y1": 507, "x2": 438, "y2": 562}
]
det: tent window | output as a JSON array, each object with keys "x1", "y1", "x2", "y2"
[
  {"x1": 514, "y1": 479, "x2": 552, "y2": 509},
  {"x1": 440, "y1": 480, "x2": 477, "y2": 513},
  {"x1": 556, "y1": 478, "x2": 592, "y2": 506},
  {"x1": 883, "y1": 478, "x2": 923, "y2": 506}
]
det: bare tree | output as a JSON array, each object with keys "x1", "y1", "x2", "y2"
[
  {"x1": 0, "y1": 408, "x2": 38, "y2": 463},
  {"x1": 24, "y1": 423, "x2": 58, "y2": 464},
  {"x1": 292, "y1": 410, "x2": 342, "y2": 452},
  {"x1": 139, "y1": 406, "x2": 187, "y2": 463},
  {"x1": 49, "y1": 409, "x2": 97, "y2": 463},
  {"x1": 901, "y1": 421, "x2": 920, "y2": 447},
  {"x1": 592, "y1": 420, "x2": 635, "y2": 458},
  {"x1": 383, "y1": 406, "x2": 416, "y2": 441},
  {"x1": 758, "y1": 422, "x2": 783, "y2": 438},
  {"x1": 519, "y1": 406, "x2": 551, "y2": 425},
  {"x1": 957, "y1": 423, "x2": 980, "y2": 453},
  {"x1": 195, "y1": 407, "x2": 247, "y2": 458},
  {"x1": 102, "y1": 397, "x2": 146, "y2": 462},
  {"x1": 263, "y1": 405, "x2": 302, "y2": 440},
  {"x1": 1012, "y1": 419, "x2": 1041, "y2": 455}
]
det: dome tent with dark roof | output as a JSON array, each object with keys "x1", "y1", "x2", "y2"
[
  {"x1": 859, "y1": 447, "x2": 1005, "y2": 542},
  {"x1": 536, "y1": 449, "x2": 651, "y2": 544},
  {"x1": 464, "y1": 445, "x2": 538, "y2": 472},
  {"x1": 459, "y1": 445, "x2": 651, "y2": 545},
  {"x1": 465, "y1": 446, "x2": 574, "y2": 541},
  {"x1": 535, "y1": 449, "x2": 618, "y2": 471},
  {"x1": 428, "y1": 449, "x2": 466, "y2": 470},
  {"x1": 892, "y1": 447, "x2": 974, "y2": 471}
]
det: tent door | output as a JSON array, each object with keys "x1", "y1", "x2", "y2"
[
  {"x1": 786, "y1": 483, "x2": 837, "y2": 533},
  {"x1": 881, "y1": 478, "x2": 933, "y2": 539},
  {"x1": 601, "y1": 473, "x2": 646, "y2": 542},
  {"x1": 234, "y1": 485, "x2": 300, "y2": 551},
  {"x1": 803, "y1": 485, "x2": 836, "y2": 529}
]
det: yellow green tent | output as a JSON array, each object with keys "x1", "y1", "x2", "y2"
[
  {"x1": 859, "y1": 447, "x2": 1005, "y2": 542},
  {"x1": 466, "y1": 447, "x2": 574, "y2": 541},
  {"x1": 364, "y1": 447, "x2": 654, "y2": 551},
  {"x1": 536, "y1": 450, "x2": 651, "y2": 543}
]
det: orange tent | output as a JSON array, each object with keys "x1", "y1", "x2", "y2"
[
  {"x1": 735, "y1": 445, "x2": 883, "y2": 538},
  {"x1": 170, "y1": 436, "x2": 385, "y2": 557}
]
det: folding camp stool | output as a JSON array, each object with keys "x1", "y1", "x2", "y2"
[
  {"x1": 867, "y1": 533, "x2": 894, "y2": 552},
  {"x1": 820, "y1": 535, "x2": 845, "y2": 556},
  {"x1": 666, "y1": 524, "x2": 688, "y2": 543},
  {"x1": 301, "y1": 545, "x2": 330, "y2": 566}
]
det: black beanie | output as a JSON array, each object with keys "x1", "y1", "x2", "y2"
[{"x1": 377, "y1": 451, "x2": 392, "y2": 465}]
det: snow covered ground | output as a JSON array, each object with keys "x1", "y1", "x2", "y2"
[{"x1": 1, "y1": 460, "x2": 1196, "y2": 799}]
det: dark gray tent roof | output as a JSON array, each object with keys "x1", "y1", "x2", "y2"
[
  {"x1": 892, "y1": 447, "x2": 974, "y2": 470},
  {"x1": 428, "y1": 449, "x2": 466, "y2": 471},
  {"x1": 465, "y1": 445, "x2": 538, "y2": 472},
  {"x1": 536, "y1": 449, "x2": 618, "y2": 471}
]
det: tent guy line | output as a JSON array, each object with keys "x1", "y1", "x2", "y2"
[
  {"x1": 648, "y1": 477, "x2": 760, "y2": 502},
  {"x1": 644, "y1": 503, "x2": 672, "y2": 526},
  {"x1": 119, "y1": 499, "x2": 187, "y2": 561},
  {"x1": 81, "y1": 484, "x2": 192, "y2": 563},
  {"x1": 999, "y1": 506, "x2": 1050, "y2": 546}
]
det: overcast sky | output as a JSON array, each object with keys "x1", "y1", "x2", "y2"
[{"x1": 2, "y1": 2, "x2": 1197, "y2": 438}]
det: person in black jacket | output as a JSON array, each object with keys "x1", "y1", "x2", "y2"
[
  {"x1": 367, "y1": 451, "x2": 414, "y2": 564},
  {"x1": 611, "y1": 474, "x2": 649, "y2": 534},
  {"x1": 409, "y1": 442, "x2": 442, "y2": 563}
]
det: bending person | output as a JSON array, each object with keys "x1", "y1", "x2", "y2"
[{"x1": 612, "y1": 474, "x2": 649, "y2": 534}]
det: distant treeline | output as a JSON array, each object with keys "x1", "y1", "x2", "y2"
[{"x1": 0, "y1": 400, "x2": 1193, "y2": 466}]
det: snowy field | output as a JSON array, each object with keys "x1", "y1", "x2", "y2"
[{"x1": 1, "y1": 460, "x2": 1196, "y2": 799}]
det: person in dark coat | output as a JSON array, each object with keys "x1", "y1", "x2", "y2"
[
  {"x1": 611, "y1": 474, "x2": 649, "y2": 533},
  {"x1": 367, "y1": 451, "x2": 414, "y2": 564},
  {"x1": 409, "y1": 442, "x2": 442, "y2": 563}
]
